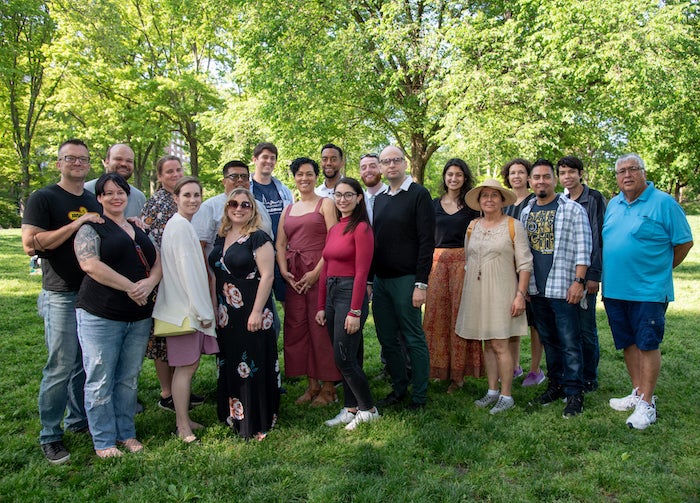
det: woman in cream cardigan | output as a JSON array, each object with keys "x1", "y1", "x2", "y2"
[{"x1": 153, "y1": 177, "x2": 218, "y2": 443}]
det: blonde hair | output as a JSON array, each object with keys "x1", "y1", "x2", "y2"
[{"x1": 218, "y1": 188, "x2": 261, "y2": 237}]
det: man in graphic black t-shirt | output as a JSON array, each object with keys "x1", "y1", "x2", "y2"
[{"x1": 21, "y1": 139, "x2": 103, "y2": 464}]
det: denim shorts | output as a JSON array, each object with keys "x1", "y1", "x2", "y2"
[{"x1": 603, "y1": 298, "x2": 668, "y2": 351}]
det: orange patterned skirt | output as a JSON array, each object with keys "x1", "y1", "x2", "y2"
[{"x1": 423, "y1": 248, "x2": 484, "y2": 381}]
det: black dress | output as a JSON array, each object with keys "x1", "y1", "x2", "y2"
[{"x1": 209, "y1": 230, "x2": 280, "y2": 439}]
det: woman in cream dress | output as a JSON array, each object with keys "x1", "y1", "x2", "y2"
[{"x1": 456, "y1": 179, "x2": 532, "y2": 414}]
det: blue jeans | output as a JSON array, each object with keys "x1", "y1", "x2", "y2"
[
  {"x1": 373, "y1": 275, "x2": 430, "y2": 404},
  {"x1": 530, "y1": 296, "x2": 584, "y2": 396},
  {"x1": 579, "y1": 292, "x2": 599, "y2": 386},
  {"x1": 76, "y1": 309, "x2": 151, "y2": 450},
  {"x1": 325, "y1": 277, "x2": 373, "y2": 410},
  {"x1": 37, "y1": 290, "x2": 87, "y2": 444}
]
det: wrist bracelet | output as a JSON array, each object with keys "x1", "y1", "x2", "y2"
[{"x1": 347, "y1": 311, "x2": 361, "y2": 318}]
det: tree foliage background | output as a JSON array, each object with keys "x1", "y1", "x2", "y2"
[{"x1": 0, "y1": 0, "x2": 698, "y2": 225}]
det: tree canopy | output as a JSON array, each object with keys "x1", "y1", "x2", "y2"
[{"x1": 0, "y1": 0, "x2": 697, "y2": 221}]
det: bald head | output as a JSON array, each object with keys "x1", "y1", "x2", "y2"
[
  {"x1": 104, "y1": 144, "x2": 135, "y2": 180},
  {"x1": 379, "y1": 145, "x2": 408, "y2": 187}
]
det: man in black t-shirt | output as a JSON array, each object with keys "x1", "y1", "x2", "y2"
[{"x1": 21, "y1": 139, "x2": 103, "y2": 464}]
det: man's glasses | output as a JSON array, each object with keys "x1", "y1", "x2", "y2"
[
  {"x1": 379, "y1": 157, "x2": 404, "y2": 166},
  {"x1": 60, "y1": 155, "x2": 91, "y2": 164},
  {"x1": 225, "y1": 173, "x2": 249, "y2": 181},
  {"x1": 227, "y1": 200, "x2": 252, "y2": 210},
  {"x1": 615, "y1": 166, "x2": 643, "y2": 176},
  {"x1": 333, "y1": 192, "x2": 358, "y2": 201}
]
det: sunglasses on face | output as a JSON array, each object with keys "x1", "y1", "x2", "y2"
[{"x1": 226, "y1": 200, "x2": 252, "y2": 210}]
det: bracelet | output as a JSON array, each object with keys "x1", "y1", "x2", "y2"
[
  {"x1": 347, "y1": 310, "x2": 361, "y2": 318},
  {"x1": 414, "y1": 282, "x2": 428, "y2": 290}
]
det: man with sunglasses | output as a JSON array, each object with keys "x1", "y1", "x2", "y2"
[
  {"x1": 21, "y1": 139, "x2": 103, "y2": 464},
  {"x1": 192, "y1": 160, "x2": 272, "y2": 260}
]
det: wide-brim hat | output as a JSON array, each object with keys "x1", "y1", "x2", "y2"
[{"x1": 465, "y1": 178, "x2": 517, "y2": 211}]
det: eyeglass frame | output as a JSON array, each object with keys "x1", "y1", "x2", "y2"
[
  {"x1": 59, "y1": 155, "x2": 91, "y2": 165},
  {"x1": 379, "y1": 156, "x2": 405, "y2": 166},
  {"x1": 614, "y1": 166, "x2": 644, "y2": 176},
  {"x1": 333, "y1": 191, "x2": 359, "y2": 201},
  {"x1": 224, "y1": 173, "x2": 249, "y2": 181}
]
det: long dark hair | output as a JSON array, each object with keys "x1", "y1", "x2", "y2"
[
  {"x1": 334, "y1": 177, "x2": 370, "y2": 234},
  {"x1": 441, "y1": 158, "x2": 474, "y2": 207}
]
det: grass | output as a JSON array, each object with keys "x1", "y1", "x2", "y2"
[{"x1": 0, "y1": 219, "x2": 699, "y2": 502}]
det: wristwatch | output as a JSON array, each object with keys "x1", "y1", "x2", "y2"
[
  {"x1": 574, "y1": 277, "x2": 585, "y2": 285},
  {"x1": 414, "y1": 282, "x2": 428, "y2": 290}
]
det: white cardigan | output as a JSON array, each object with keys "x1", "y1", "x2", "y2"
[{"x1": 152, "y1": 213, "x2": 216, "y2": 337}]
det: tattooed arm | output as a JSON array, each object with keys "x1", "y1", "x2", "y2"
[{"x1": 74, "y1": 225, "x2": 144, "y2": 302}]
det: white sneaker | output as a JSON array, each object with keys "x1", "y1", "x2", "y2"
[
  {"x1": 474, "y1": 392, "x2": 500, "y2": 408},
  {"x1": 489, "y1": 395, "x2": 515, "y2": 415},
  {"x1": 324, "y1": 407, "x2": 356, "y2": 427},
  {"x1": 626, "y1": 395, "x2": 657, "y2": 430},
  {"x1": 609, "y1": 387, "x2": 640, "y2": 411},
  {"x1": 345, "y1": 408, "x2": 380, "y2": 431}
]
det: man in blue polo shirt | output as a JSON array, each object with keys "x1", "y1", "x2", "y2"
[{"x1": 603, "y1": 153, "x2": 693, "y2": 430}]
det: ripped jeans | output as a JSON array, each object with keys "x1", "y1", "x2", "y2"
[
  {"x1": 325, "y1": 277, "x2": 374, "y2": 410},
  {"x1": 76, "y1": 309, "x2": 151, "y2": 450}
]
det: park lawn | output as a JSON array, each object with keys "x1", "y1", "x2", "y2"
[{"x1": 0, "y1": 219, "x2": 698, "y2": 502}]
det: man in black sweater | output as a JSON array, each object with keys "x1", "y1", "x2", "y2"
[{"x1": 372, "y1": 145, "x2": 435, "y2": 409}]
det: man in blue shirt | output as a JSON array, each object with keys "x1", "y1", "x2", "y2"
[
  {"x1": 603, "y1": 153, "x2": 693, "y2": 430},
  {"x1": 521, "y1": 159, "x2": 591, "y2": 418}
]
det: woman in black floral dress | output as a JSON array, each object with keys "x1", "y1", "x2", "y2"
[{"x1": 209, "y1": 188, "x2": 280, "y2": 440}]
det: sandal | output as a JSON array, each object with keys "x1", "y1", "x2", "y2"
[
  {"x1": 310, "y1": 388, "x2": 338, "y2": 407},
  {"x1": 295, "y1": 387, "x2": 320, "y2": 404},
  {"x1": 117, "y1": 438, "x2": 144, "y2": 453},
  {"x1": 96, "y1": 447, "x2": 123, "y2": 459}
]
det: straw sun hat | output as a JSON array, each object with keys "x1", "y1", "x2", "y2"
[{"x1": 464, "y1": 178, "x2": 517, "y2": 211}]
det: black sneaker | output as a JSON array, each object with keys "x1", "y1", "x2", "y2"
[
  {"x1": 189, "y1": 393, "x2": 205, "y2": 407},
  {"x1": 563, "y1": 393, "x2": 584, "y2": 418},
  {"x1": 376, "y1": 391, "x2": 408, "y2": 407},
  {"x1": 583, "y1": 381, "x2": 598, "y2": 393},
  {"x1": 158, "y1": 395, "x2": 175, "y2": 412},
  {"x1": 529, "y1": 385, "x2": 565, "y2": 406},
  {"x1": 41, "y1": 441, "x2": 70, "y2": 464}
]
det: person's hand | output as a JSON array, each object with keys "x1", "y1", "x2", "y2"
[
  {"x1": 296, "y1": 269, "x2": 320, "y2": 295},
  {"x1": 201, "y1": 320, "x2": 212, "y2": 329},
  {"x1": 344, "y1": 315, "x2": 360, "y2": 334},
  {"x1": 315, "y1": 310, "x2": 326, "y2": 326},
  {"x1": 586, "y1": 280, "x2": 599, "y2": 295},
  {"x1": 566, "y1": 281, "x2": 585, "y2": 305},
  {"x1": 511, "y1": 293, "x2": 526, "y2": 317},
  {"x1": 412, "y1": 287, "x2": 426, "y2": 308},
  {"x1": 127, "y1": 216, "x2": 146, "y2": 231},
  {"x1": 75, "y1": 212, "x2": 104, "y2": 228},
  {"x1": 283, "y1": 271, "x2": 298, "y2": 290},
  {"x1": 247, "y1": 311, "x2": 263, "y2": 332},
  {"x1": 126, "y1": 281, "x2": 148, "y2": 306}
]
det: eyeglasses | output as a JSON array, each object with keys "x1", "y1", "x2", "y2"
[
  {"x1": 360, "y1": 153, "x2": 379, "y2": 160},
  {"x1": 226, "y1": 200, "x2": 252, "y2": 210},
  {"x1": 379, "y1": 157, "x2": 404, "y2": 166},
  {"x1": 615, "y1": 166, "x2": 644, "y2": 176},
  {"x1": 333, "y1": 191, "x2": 358, "y2": 201},
  {"x1": 224, "y1": 173, "x2": 249, "y2": 181},
  {"x1": 59, "y1": 155, "x2": 91, "y2": 164}
]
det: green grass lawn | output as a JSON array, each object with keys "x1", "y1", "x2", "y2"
[{"x1": 1, "y1": 219, "x2": 698, "y2": 502}]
